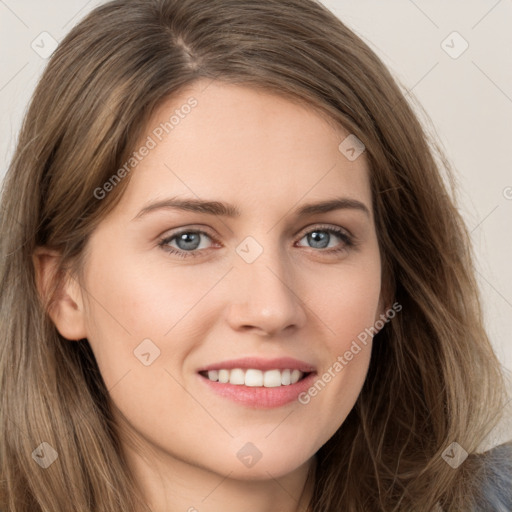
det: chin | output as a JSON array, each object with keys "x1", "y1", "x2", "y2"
[{"x1": 211, "y1": 439, "x2": 316, "y2": 480}]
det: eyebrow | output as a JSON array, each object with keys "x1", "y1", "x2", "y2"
[{"x1": 132, "y1": 196, "x2": 370, "y2": 221}]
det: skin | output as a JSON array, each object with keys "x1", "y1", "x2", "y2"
[{"x1": 35, "y1": 80, "x2": 386, "y2": 512}]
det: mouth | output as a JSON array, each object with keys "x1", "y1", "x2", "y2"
[
  {"x1": 196, "y1": 357, "x2": 317, "y2": 408},
  {"x1": 198, "y1": 368, "x2": 312, "y2": 387},
  {"x1": 197, "y1": 369, "x2": 316, "y2": 408}
]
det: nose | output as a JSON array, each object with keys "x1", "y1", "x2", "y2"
[{"x1": 224, "y1": 243, "x2": 307, "y2": 337}]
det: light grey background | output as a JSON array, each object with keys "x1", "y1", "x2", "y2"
[{"x1": 1, "y1": 1, "x2": 511, "y2": 441}]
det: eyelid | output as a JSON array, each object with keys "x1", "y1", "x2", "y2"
[
  {"x1": 296, "y1": 222, "x2": 353, "y2": 239},
  {"x1": 158, "y1": 226, "x2": 218, "y2": 243},
  {"x1": 159, "y1": 223, "x2": 353, "y2": 242},
  {"x1": 158, "y1": 224, "x2": 357, "y2": 248},
  {"x1": 158, "y1": 223, "x2": 357, "y2": 257},
  {"x1": 158, "y1": 227, "x2": 219, "y2": 250}
]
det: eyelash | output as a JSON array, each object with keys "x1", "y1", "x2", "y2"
[{"x1": 158, "y1": 225, "x2": 356, "y2": 259}]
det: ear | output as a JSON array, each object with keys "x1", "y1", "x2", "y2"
[{"x1": 32, "y1": 247, "x2": 87, "y2": 341}]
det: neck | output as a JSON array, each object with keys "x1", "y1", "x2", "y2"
[{"x1": 124, "y1": 442, "x2": 316, "y2": 512}]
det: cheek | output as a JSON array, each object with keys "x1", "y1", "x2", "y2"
[
  {"x1": 81, "y1": 249, "x2": 231, "y2": 386},
  {"x1": 312, "y1": 253, "x2": 382, "y2": 353},
  {"x1": 84, "y1": 242, "x2": 201, "y2": 332},
  {"x1": 299, "y1": 253, "x2": 381, "y2": 425}
]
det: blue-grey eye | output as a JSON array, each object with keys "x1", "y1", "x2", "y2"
[
  {"x1": 174, "y1": 232, "x2": 203, "y2": 251},
  {"x1": 306, "y1": 230, "x2": 330, "y2": 249}
]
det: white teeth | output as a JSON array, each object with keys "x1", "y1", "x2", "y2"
[
  {"x1": 245, "y1": 369, "x2": 263, "y2": 387},
  {"x1": 204, "y1": 368, "x2": 307, "y2": 387},
  {"x1": 263, "y1": 369, "x2": 282, "y2": 388},
  {"x1": 281, "y1": 369, "x2": 291, "y2": 385},
  {"x1": 229, "y1": 368, "x2": 245, "y2": 385},
  {"x1": 218, "y1": 369, "x2": 229, "y2": 383},
  {"x1": 290, "y1": 369, "x2": 302, "y2": 384}
]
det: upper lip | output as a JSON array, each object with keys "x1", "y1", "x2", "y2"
[{"x1": 198, "y1": 357, "x2": 316, "y2": 373}]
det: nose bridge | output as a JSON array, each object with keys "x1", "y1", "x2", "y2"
[{"x1": 226, "y1": 232, "x2": 306, "y2": 334}]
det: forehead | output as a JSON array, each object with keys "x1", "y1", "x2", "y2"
[{"x1": 112, "y1": 80, "x2": 372, "y2": 220}]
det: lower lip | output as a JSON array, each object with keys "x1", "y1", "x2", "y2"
[{"x1": 197, "y1": 372, "x2": 317, "y2": 408}]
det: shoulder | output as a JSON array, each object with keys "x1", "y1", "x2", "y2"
[{"x1": 468, "y1": 441, "x2": 512, "y2": 511}]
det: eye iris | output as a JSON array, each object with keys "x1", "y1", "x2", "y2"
[
  {"x1": 308, "y1": 231, "x2": 329, "y2": 249},
  {"x1": 167, "y1": 229, "x2": 341, "y2": 254},
  {"x1": 176, "y1": 232, "x2": 201, "y2": 250}
]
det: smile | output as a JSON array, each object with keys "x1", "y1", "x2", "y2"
[
  {"x1": 200, "y1": 368, "x2": 308, "y2": 387},
  {"x1": 197, "y1": 370, "x2": 316, "y2": 408}
]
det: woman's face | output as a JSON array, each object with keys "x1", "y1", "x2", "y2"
[{"x1": 73, "y1": 81, "x2": 384, "y2": 480}]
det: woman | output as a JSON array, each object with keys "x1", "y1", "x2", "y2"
[{"x1": 0, "y1": 0, "x2": 510, "y2": 510}]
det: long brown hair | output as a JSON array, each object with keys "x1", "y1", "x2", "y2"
[{"x1": 1, "y1": 0, "x2": 510, "y2": 510}]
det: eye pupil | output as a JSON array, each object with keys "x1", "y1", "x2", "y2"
[
  {"x1": 308, "y1": 231, "x2": 329, "y2": 249},
  {"x1": 162, "y1": 227, "x2": 348, "y2": 258},
  {"x1": 177, "y1": 232, "x2": 201, "y2": 250}
]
